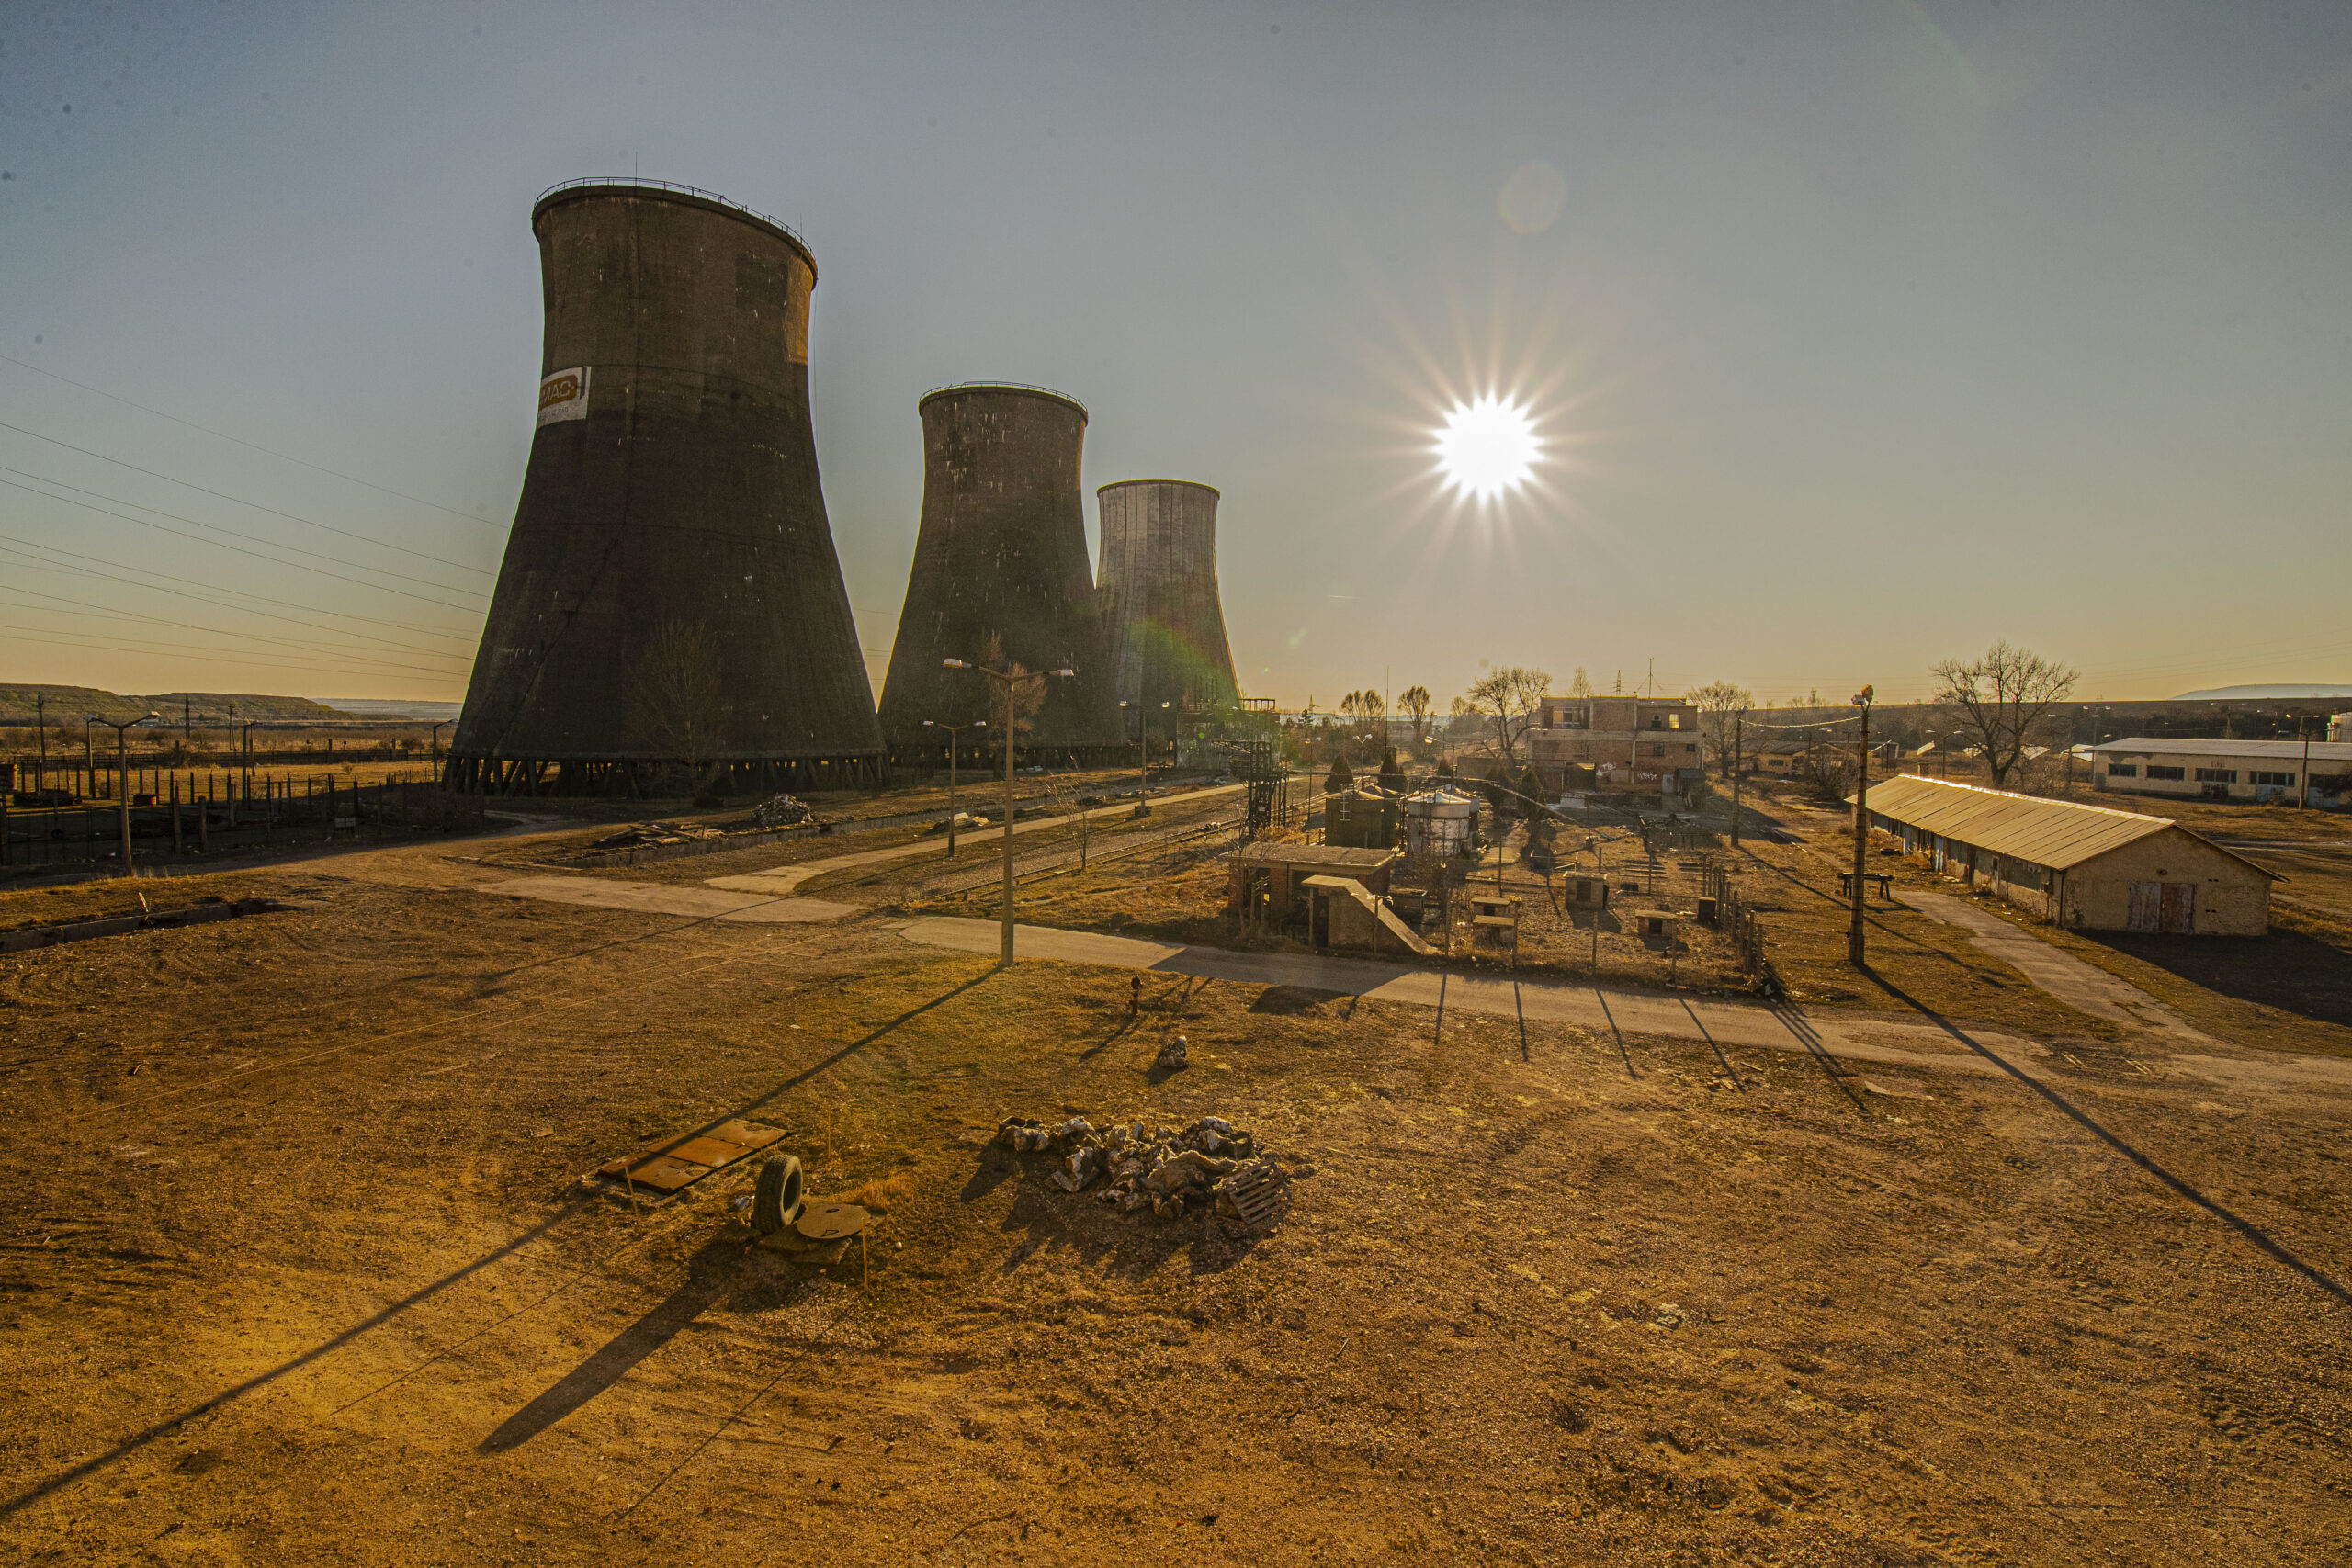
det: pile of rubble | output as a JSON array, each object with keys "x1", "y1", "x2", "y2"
[
  {"x1": 995, "y1": 1112, "x2": 1287, "y2": 1224},
  {"x1": 750, "y1": 794, "x2": 812, "y2": 828}
]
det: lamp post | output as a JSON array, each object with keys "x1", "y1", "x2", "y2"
[
  {"x1": 83, "y1": 718, "x2": 97, "y2": 796},
  {"x1": 944, "y1": 658, "x2": 1076, "y2": 968},
  {"x1": 90, "y1": 710, "x2": 160, "y2": 876},
  {"x1": 1118, "y1": 699, "x2": 1169, "y2": 803},
  {"x1": 1849, "y1": 684, "x2": 1873, "y2": 968},
  {"x1": 430, "y1": 721, "x2": 448, "y2": 784},
  {"x1": 921, "y1": 718, "x2": 986, "y2": 856}
]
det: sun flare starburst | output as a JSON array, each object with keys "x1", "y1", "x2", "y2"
[{"x1": 1432, "y1": 395, "x2": 1540, "y2": 500}]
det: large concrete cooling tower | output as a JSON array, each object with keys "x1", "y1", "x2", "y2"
[
  {"x1": 448, "y1": 179, "x2": 882, "y2": 796},
  {"x1": 876, "y1": 384, "x2": 1125, "y2": 758},
  {"x1": 1094, "y1": 479, "x2": 1239, "y2": 716}
]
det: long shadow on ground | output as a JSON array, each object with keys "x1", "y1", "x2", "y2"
[{"x1": 1869, "y1": 969, "x2": 2350, "y2": 1310}]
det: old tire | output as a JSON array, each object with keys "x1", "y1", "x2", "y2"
[{"x1": 752, "y1": 1154, "x2": 804, "y2": 1235}]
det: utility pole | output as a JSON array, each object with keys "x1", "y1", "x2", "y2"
[
  {"x1": 1730, "y1": 708, "x2": 1746, "y2": 849},
  {"x1": 1849, "y1": 685, "x2": 1873, "y2": 968},
  {"x1": 2301, "y1": 720, "x2": 2312, "y2": 810},
  {"x1": 34, "y1": 692, "x2": 47, "y2": 793},
  {"x1": 92, "y1": 710, "x2": 159, "y2": 877},
  {"x1": 921, "y1": 718, "x2": 985, "y2": 856},
  {"x1": 944, "y1": 657, "x2": 1075, "y2": 968}
]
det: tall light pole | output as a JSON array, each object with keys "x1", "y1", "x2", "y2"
[
  {"x1": 90, "y1": 710, "x2": 159, "y2": 876},
  {"x1": 921, "y1": 718, "x2": 985, "y2": 857},
  {"x1": 944, "y1": 658, "x2": 1075, "y2": 968},
  {"x1": 1849, "y1": 684, "x2": 1873, "y2": 969},
  {"x1": 1119, "y1": 699, "x2": 1169, "y2": 804}
]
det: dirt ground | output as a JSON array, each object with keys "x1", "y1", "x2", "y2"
[{"x1": 1, "y1": 810, "x2": 2348, "y2": 1565}]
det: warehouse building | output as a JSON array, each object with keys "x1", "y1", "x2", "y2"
[
  {"x1": 2092, "y1": 737, "x2": 2351, "y2": 810},
  {"x1": 1852, "y1": 775, "x2": 2278, "y2": 935}
]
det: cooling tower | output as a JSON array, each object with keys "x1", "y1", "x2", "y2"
[
  {"x1": 449, "y1": 180, "x2": 882, "y2": 796},
  {"x1": 876, "y1": 385, "x2": 1126, "y2": 758},
  {"x1": 1094, "y1": 479, "x2": 1239, "y2": 716}
]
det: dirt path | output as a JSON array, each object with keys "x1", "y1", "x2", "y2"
[{"x1": 1901, "y1": 890, "x2": 2211, "y2": 1042}]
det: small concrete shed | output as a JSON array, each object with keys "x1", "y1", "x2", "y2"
[{"x1": 1851, "y1": 775, "x2": 2278, "y2": 935}]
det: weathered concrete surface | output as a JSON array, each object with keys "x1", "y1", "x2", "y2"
[
  {"x1": 875, "y1": 385, "x2": 1126, "y2": 754},
  {"x1": 451, "y1": 182, "x2": 881, "y2": 787}
]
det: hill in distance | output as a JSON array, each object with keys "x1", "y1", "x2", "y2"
[
  {"x1": 0, "y1": 686, "x2": 345, "y2": 725},
  {"x1": 2172, "y1": 683, "x2": 2352, "y2": 700}
]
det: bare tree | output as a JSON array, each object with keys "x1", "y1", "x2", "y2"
[
  {"x1": 1567, "y1": 667, "x2": 1594, "y2": 699},
  {"x1": 629, "y1": 618, "x2": 730, "y2": 795},
  {"x1": 1397, "y1": 683, "x2": 1432, "y2": 747},
  {"x1": 978, "y1": 630, "x2": 1046, "y2": 739},
  {"x1": 1931, "y1": 641, "x2": 2078, "y2": 788},
  {"x1": 1687, "y1": 680, "x2": 1754, "y2": 778},
  {"x1": 1464, "y1": 665, "x2": 1553, "y2": 759},
  {"x1": 1339, "y1": 691, "x2": 1363, "y2": 724}
]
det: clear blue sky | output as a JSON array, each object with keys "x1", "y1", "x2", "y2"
[{"x1": 4, "y1": 0, "x2": 2346, "y2": 708}]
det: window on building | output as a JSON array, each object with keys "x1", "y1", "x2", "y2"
[
  {"x1": 2251, "y1": 771, "x2": 2295, "y2": 786},
  {"x1": 2146, "y1": 765, "x2": 2186, "y2": 781},
  {"x1": 1649, "y1": 743, "x2": 1666, "y2": 757},
  {"x1": 2194, "y1": 768, "x2": 2237, "y2": 784},
  {"x1": 2107, "y1": 763, "x2": 2138, "y2": 778}
]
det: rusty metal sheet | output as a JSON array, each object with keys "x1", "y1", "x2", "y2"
[
  {"x1": 796, "y1": 1201, "x2": 870, "y2": 1240},
  {"x1": 620, "y1": 1156, "x2": 714, "y2": 1191},
  {"x1": 663, "y1": 1135, "x2": 752, "y2": 1168},
  {"x1": 704, "y1": 1119, "x2": 786, "y2": 1153}
]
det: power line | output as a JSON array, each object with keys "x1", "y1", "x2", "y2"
[
  {"x1": 0, "y1": 585, "x2": 467, "y2": 677},
  {"x1": 0, "y1": 626, "x2": 469, "y2": 681},
  {"x1": 0, "y1": 535, "x2": 474, "y2": 651},
  {"x1": 0, "y1": 352, "x2": 497, "y2": 526},
  {"x1": 0, "y1": 418, "x2": 494, "y2": 575},
  {"x1": 0, "y1": 478, "x2": 484, "y2": 613},
  {"x1": 0, "y1": 462, "x2": 485, "y2": 598}
]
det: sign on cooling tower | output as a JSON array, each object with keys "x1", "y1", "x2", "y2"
[{"x1": 536, "y1": 366, "x2": 591, "y2": 426}]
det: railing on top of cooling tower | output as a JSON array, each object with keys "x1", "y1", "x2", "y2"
[{"x1": 534, "y1": 177, "x2": 809, "y2": 254}]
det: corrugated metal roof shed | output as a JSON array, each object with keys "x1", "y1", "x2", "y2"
[
  {"x1": 2093, "y1": 737, "x2": 2352, "y2": 763},
  {"x1": 1850, "y1": 775, "x2": 2278, "y2": 878}
]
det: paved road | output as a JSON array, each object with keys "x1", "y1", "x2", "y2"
[
  {"x1": 895, "y1": 914, "x2": 2054, "y2": 1085},
  {"x1": 897, "y1": 916, "x2": 2352, "y2": 1095},
  {"x1": 1898, "y1": 891, "x2": 2209, "y2": 1042}
]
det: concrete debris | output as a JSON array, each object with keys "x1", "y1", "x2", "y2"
[
  {"x1": 750, "y1": 793, "x2": 811, "y2": 827},
  {"x1": 994, "y1": 1112, "x2": 1285, "y2": 1225},
  {"x1": 925, "y1": 811, "x2": 989, "y2": 834},
  {"x1": 1155, "y1": 1033, "x2": 1190, "y2": 1072}
]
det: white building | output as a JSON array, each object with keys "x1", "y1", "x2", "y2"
[{"x1": 2091, "y1": 737, "x2": 2351, "y2": 810}]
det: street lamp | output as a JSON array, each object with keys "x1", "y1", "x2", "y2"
[
  {"x1": 1118, "y1": 699, "x2": 1170, "y2": 801},
  {"x1": 89, "y1": 710, "x2": 160, "y2": 877},
  {"x1": 921, "y1": 717, "x2": 986, "y2": 857},
  {"x1": 430, "y1": 721, "x2": 449, "y2": 784},
  {"x1": 944, "y1": 657, "x2": 1076, "y2": 968}
]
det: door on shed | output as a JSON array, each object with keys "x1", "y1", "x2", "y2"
[
  {"x1": 2127, "y1": 882, "x2": 2162, "y2": 932},
  {"x1": 2159, "y1": 882, "x2": 2197, "y2": 935}
]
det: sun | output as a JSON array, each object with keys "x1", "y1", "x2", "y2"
[{"x1": 1432, "y1": 395, "x2": 1540, "y2": 500}]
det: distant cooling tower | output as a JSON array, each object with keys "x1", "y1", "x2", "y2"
[
  {"x1": 1094, "y1": 479, "x2": 1239, "y2": 716},
  {"x1": 876, "y1": 385, "x2": 1125, "y2": 757},
  {"x1": 449, "y1": 180, "x2": 882, "y2": 795}
]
